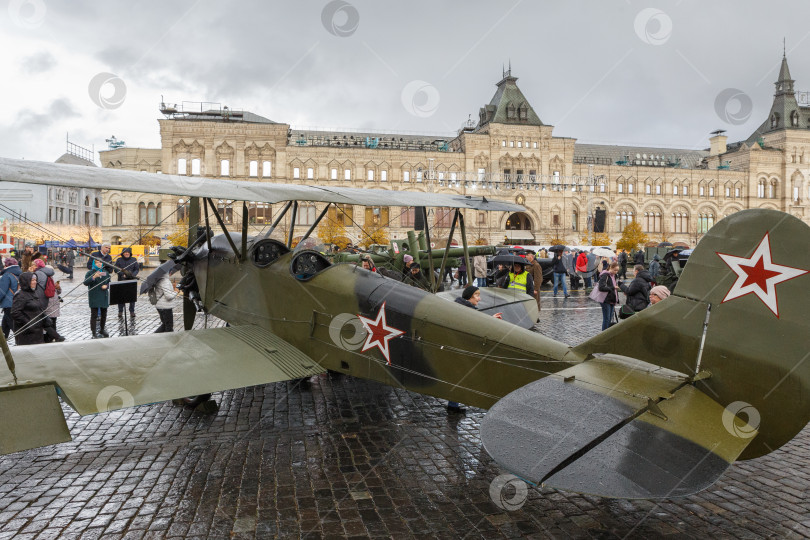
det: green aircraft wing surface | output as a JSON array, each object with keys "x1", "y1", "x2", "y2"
[
  {"x1": 481, "y1": 355, "x2": 756, "y2": 499},
  {"x1": 0, "y1": 325, "x2": 324, "y2": 416}
]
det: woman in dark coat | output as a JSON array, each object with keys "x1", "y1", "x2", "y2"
[
  {"x1": 11, "y1": 272, "x2": 45, "y2": 345},
  {"x1": 619, "y1": 264, "x2": 653, "y2": 312},
  {"x1": 84, "y1": 262, "x2": 111, "y2": 338}
]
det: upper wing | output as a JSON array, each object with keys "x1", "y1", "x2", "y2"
[
  {"x1": 1, "y1": 325, "x2": 324, "y2": 416},
  {"x1": 0, "y1": 157, "x2": 524, "y2": 212}
]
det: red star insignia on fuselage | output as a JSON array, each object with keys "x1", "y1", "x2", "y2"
[
  {"x1": 357, "y1": 301, "x2": 405, "y2": 365},
  {"x1": 716, "y1": 232, "x2": 809, "y2": 318}
]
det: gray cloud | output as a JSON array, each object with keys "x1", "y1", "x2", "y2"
[
  {"x1": 6, "y1": 0, "x2": 810, "y2": 160},
  {"x1": 20, "y1": 51, "x2": 57, "y2": 75},
  {"x1": 14, "y1": 98, "x2": 80, "y2": 131}
]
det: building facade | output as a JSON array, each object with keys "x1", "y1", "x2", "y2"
[
  {"x1": 100, "y1": 54, "x2": 809, "y2": 247},
  {"x1": 0, "y1": 141, "x2": 102, "y2": 238}
]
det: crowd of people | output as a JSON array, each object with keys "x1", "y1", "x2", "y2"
[{"x1": 0, "y1": 242, "x2": 179, "y2": 345}]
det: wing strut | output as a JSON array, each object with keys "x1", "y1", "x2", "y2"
[
  {"x1": 205, "y1": 197, "x2": 241, "y2": 258},
  {"x1": 261, "y1": 200, "x2": 293, "y2": 240},
  {"x1": 436, "y1": 209, "x2": 460, "y2": 291},
  {"x1": 420, "y1": 206, "x2": 437, "y2": 292},
  {"x1": 0, "y1": 332, "x2": 17, "y2": 384}
]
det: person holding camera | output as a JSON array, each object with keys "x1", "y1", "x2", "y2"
[{"x1": 114, "y1": 248, "x2": 140, "y2": 319}]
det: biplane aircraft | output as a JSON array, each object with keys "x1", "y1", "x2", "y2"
[{"x1": 1, "y1": 156, "x2": 809, "y2": 500}]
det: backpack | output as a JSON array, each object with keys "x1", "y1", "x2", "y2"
[{"x1": 44, "y1": 275, "x2": 56, "y2": 298}]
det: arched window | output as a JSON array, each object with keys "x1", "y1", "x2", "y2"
[
  {"x1": 217, "y1": 200, "x2": 234, "y2": 224},
  {"x1": 147, "y1": 203, "x2": 157, "y2": 225},
  {"x1": 177, "y1": 199, "x2": 186, "y2": 222},
  {"x1": 644, "y1": 211, "x2": 662, "y2": 233},
  {"x1": 178, "y1": 158, "x2": 187, "y2": 175},
  {"x1": 698, "y1": 213, "x2": 715, "y2": 233},
  {"x1": 139, "y1": 202, "x2": 147, "y2": 225},
  {"x1": 94, "y1": 198, "x2": 100, "y2": 208},
  {"x1": 84, "y1": 196, "x2": 90, "y2": 206},
  {"x1": 571, "y1": 210, "x2": 578, "y2": 231},
  {"x1": 191, "y1": 158, "x2": 201, "y2": 176},
  {"x1": 615, "y1": 209, "x2": 633, "y2": 232},
  {"x1": 220, "y1": 159, "x2": 230, "y2": 177},
  {"x1": 672, "y1": 211, "x2": 688, "y2": 233}
]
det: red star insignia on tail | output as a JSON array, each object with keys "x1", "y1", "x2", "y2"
[
  {"x1": 716, "y1": 232, "x2": 809, "y2": 318},
  {"x1": 358, "y1": 301, "x2": 405, "y2": 365}
]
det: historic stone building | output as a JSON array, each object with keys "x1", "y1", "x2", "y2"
[{"x1": 99, "y1": 54, "x2": 809, "y2": 247}]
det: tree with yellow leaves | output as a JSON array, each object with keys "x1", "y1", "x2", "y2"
[
  {"x1": 579, "y1": 230, "x2": 612, "y2": 246},
  {"x1": 359, "y1": 225, "x2": 389, "y2": 249},
  {"x1": 616, "y1": 220, "x2": 648, "y2": 252},
  {"x1": 166, "y1": 218, "x2": 189, "y2": 248},
  {"x1": 317, "y1": 218, "x2": 350, "y2": 250}
]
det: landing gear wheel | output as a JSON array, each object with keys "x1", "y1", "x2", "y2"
[{"x1": 181, "y1": 394, "x2": 212, "y2": 407}]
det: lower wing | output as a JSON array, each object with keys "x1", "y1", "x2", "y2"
[{"x1": 0, "y1": 325, "x2": 324, "y2": 455}]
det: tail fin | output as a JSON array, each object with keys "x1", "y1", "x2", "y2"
[{"x1": 572, "y1": 209, "x2": 810, "y2": 459}]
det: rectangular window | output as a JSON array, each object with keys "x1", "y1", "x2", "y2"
[
  {"x1": 794, "y1": 186, "x2": 799, "y2": 201},
  {"x1": 533, "y1": 142, "x2": 537, "y2": 149},
  {"x1": 709, "y1": 186, "x2": 715, "y2": 197},
  {"x1": 656, "y1": 184, "x2": 661, "y2": 195},
  {"x1": 700, "y1": 186, "x2": 705, "y2": 196},
  {"x1": 683, "y1": 185, "x2": 689, "y2": 196},
  {"x1": 600, "y1": 183, "x2": 605, "y2": 193},
  {"x1": 478, "y1": 212, "x2": 486, "y2": 225},
  {"x1": 758, "y1": 184, "x2": 764, "y2": 198},
  {"x1": 509, "y1": 141, "x2": 514, "y2": 147},
  {"x1": 177, "y1": 158, "x2": 187, "y2": 175},
  {"x1": 450, "y1": 172, "x2": 457, "y2": 181},
  {"x1": 367, "y1": 169, "x2": 374, "y2": 181},
  {"x1": 416, "y1": 170, "x2": 423, "y2": 182},
  {"x1": 400, "y1": 207, "x2": 415, "y2": 227},
  {"x1": 477, "y1": 168, "x2": 485, "y2": 181},
  {"x1": 628, "y1": 183, "x2": 634, "y2": 194},
  {"x1": 726, "y1": 187, "x2": 730, "y2": 197},
  {"x1": 645, "y1": 184, "x2": 651, "y2": 194},
  {"x1": 249, "y1": 160, "x2": 258, "y2": 177},
  {"x1": 502, "y1": 140, "x2": 506, "y2": 147},
  {"x1": 293, "y1": 167, "x2": 300, "y2": 179},
  {"x1": 331, "y1": 168, "x2": 338, "y2": 180},
  {"x1": 618, "y1": 183, "x2": 623, "y2": 194},
  {"x1": 262, "y1": 161, "x2": 272, "y2": 177},
  {"x1": 403, "y1": 171, "x2": 410, "y2": 182},
  {"x1": 191, "y1": 159, "x2": 201, "y2": 175},
  {"x1": 434, "y1": 207, "x2": 453, "y2": 227},
  {"x1": 220, "y1": 159, "x2": 230, "y2": 177},
  {"x1": 381, "y1": 170, "x2": 387, "y2": 181},
  {"x1": 673, "y1": 185, "x2": 678, "y2": 195},
  {"x1": 344, "y1": 169, "x2": 351, "y2": 180},
  {"x1": 517, "y1": 141, "x2": 522, "y2": 148},
  {"x1": 736, "y1": 187, "x2": 741, "y2": 198},
  {"x1": 307, "y1": 167, "x2": 314, "y2": 179}
]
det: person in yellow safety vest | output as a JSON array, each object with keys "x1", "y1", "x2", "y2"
[{"x1": 498, "y1": 261, "x2": 534, "y2": 295}]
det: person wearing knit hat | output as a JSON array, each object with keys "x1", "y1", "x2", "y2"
[
  {"x1": 649, "y1": 285, "x2": 671, "y2": 305},
  {"x1": 3, "y1": 257, "x2": 17, "y2": 267},
  {"x1": 403, "y1": 254, "x2": 414, "y2": 267},
  {"x1": 461, "y1": 284, "x2": 478, "y2": 300}
]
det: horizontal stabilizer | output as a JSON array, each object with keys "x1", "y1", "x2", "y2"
[
  {"x1": 480, "y1": 356, "x2": 755, "y2": 498},
  {"x1": 2, "y1": 325, "x2": 324, "y2": 415}
]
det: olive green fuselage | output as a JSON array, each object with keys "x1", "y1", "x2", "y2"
[{"x1": 194, "y1": 239, "x2": 571, "y2": 409}]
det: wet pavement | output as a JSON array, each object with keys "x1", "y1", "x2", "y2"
[{"x1": 1, "y1": 272, "x2": 809, "y2": 539}]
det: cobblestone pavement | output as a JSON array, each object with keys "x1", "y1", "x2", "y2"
[{"x1": 1, "y1": 273, "x2": 809, "y2": 539}]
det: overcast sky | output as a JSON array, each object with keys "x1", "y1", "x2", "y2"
[{"x1": 0, "y1": 0, "x2": 807, "y2": 163}]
